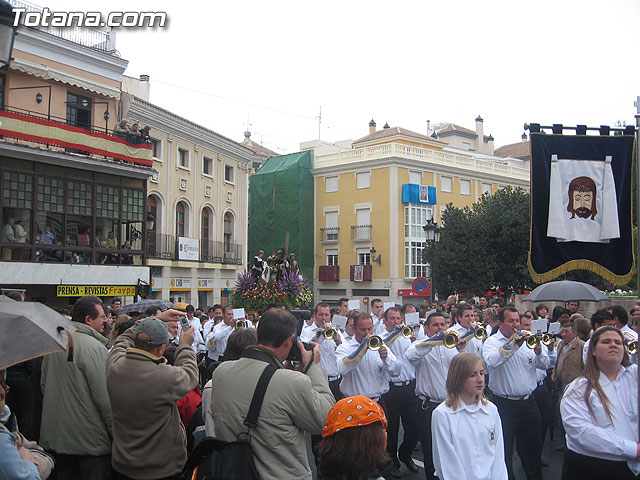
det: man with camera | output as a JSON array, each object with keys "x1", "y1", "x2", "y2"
[{"x1": 209, "y1": 308, "x2": 334, "y2": 480}]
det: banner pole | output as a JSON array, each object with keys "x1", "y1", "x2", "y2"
[{"x1": 634, "y1": 96, "x2": 640, "y2": 442}]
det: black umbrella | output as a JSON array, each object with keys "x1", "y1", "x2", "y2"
[
  {"x1": 524, "y1": 280, "x2": 609, "y2": 303},
  {"x1": 0, "y1": 301, "x2": 75, "y2": 370},
  {"x1": 120, "y1": 298, "x2": 176, "y2": 314}
]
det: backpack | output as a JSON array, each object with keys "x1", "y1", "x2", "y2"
[{"x1": 181, "y1": 363, "x2": 277, "y2": 480}]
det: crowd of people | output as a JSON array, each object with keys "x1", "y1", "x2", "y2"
[
  {"x1": 1, "y1": 293, "x2": 639, "y2": 480},
  {"x1": 113, "y1": 120, "x2": 152, "y2": 145}
]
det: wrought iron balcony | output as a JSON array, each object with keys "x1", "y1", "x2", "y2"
[
  {"x1": 146, "y1": 232, "x2": 243, "y2": 264},
  {"x1": 320, "y1": 227, "x2": 339, "y2": 243},
  {"x1": 319, "y1": 265, "x2": 340, "y2": 281},
  {"x1": 351, "y1": 224, "x2": 371, "y2": 242}
]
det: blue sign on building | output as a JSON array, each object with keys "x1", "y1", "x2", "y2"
[{"x1": 401, "y1": 184, "x2": 437, "y2": 205}]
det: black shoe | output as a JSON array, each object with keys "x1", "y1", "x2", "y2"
[
  {"x1": 402, "y1": 458, "x2": 420, "y2": 473},
  {"x1": 389, "y1": 466, "x2": 403, "y2": 479}
]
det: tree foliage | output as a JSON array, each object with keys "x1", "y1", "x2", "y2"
[{"x1": 423, "y1": 187, "x2": 531, "y2": 296}]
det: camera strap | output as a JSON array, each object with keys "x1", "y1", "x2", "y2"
[{"x1": 243, "y1": 363, "x2": 277, "y2": 429}]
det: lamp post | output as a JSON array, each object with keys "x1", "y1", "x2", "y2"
[
  {"x1": 423, "y1": 219, "x2": 441, "y2": 304},
  {"x1": 0, "y1": 0, "x2": 18, "y2": 70}
]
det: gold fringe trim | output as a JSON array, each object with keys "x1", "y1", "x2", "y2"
[{"x1": 528, "y1": 252, "x2": 635, "y2": 285}]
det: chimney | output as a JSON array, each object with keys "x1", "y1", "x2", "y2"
[
  {"x1": 487, "y1": 134, "x2": 494, "y2": 155},
  {"x1": 475, "y1": 115, "x2": 484, "y2": 152},
  {"x1": 383, "y1": 122, "x2": 390, "y2": 129},
  {"x1": 521, "y1": 132, "x2": 528, "y2": 142},
  {"x1": 369, "y1": 118, "x2": 376, "y2": 135},
  {"x1": 138, "y1": 74, "x2": 150, "y2": 101},
  {"x1": 426, "y1": 119, "x2": 431, "y2": 135}
]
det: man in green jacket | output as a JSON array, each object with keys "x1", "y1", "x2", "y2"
[
  {"x1": 40, "y1": 295, "x2": 112, "y2": 480},
  {"x1": 210, "y1": 308, "x2": 335, "y2": 480},
  {"x1": 107, "y1": 311, "x2": 198, "y2": 480}
]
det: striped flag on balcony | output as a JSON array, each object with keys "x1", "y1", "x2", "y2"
[
  {"x1": 0, "y1": 110, "x2": 153, "y2": 166},
  {"x1": 528, "y1": 129, "x2": 634, "y2": 284}
]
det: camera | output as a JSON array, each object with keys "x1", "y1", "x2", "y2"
[
  {"x1": 286, "y1": 309, "x2": 313, "y2": 362},
  {"x1": 179, "y1": 316, "x2": 190, "y2": 333}
]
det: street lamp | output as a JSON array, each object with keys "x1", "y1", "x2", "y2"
[
  {"x1": 423, "y1": 219, "x2": 441, "y2": 303},
  {"x1": 0, "y1": 0, "x2": 18, "y2": 70}
]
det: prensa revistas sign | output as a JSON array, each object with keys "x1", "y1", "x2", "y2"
[{"x1": 57, "y1": 285, "x2": 136, "y2": 297}]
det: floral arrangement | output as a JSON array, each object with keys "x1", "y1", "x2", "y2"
[
  {"x1": 231, "y1": 269, "x2": 313, "y2": 310},
  {"x1": 603, "y1": 289, "x2": 637, "y2": 297}
]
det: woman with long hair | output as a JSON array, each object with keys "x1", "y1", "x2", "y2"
[
  {"x1": 560, "y1": 326, "x2": 640, "y2": 479},
  {"x1": 316, "y1": 396, "x2": 391, "y2": 480},
  {"x1": 431, "y1": 352, "x2": 507, "y2": 480}
]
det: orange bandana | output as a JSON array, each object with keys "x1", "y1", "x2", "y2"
[{"x1": 322, "y1": 395, "x2": 387, "y2": 437}]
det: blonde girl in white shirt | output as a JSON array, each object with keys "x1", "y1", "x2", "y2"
[{"x1": 432, "y1": 352, "x2": 507, "y2": 480}]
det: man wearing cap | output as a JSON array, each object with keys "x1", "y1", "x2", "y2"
[{"x1": 106, "y1": 311, "x2": 198, "y2": 480}]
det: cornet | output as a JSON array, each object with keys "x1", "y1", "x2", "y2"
[
  {"x1": 316, "y1": 327, "x2": 336, "y2": 339},
  {"x1": 368, "y1": 335, "x2": 383, "y2": 350}
]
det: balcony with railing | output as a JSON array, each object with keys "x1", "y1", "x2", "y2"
[
  {"x1": 351, "y1": 224, "x2": 371, "y2": 242},
  {"x1": 313, "y1": 142, "x2": 530, "y2": 180},
  {"x1": 350, "y1": 264, "x2": 372, "y2": 282},
  {"x1": 320, "y1": 227, "x2": 339, "y2": 243},
  {"x1": 10, "y1": 0, "x2": 117, "y2": 54},
  {"x1": 0, "y1": 105, "x2": 153, "y2": 168},
  {"x1": 146, "y1": 232, "x2": 243, "y2": 264}
]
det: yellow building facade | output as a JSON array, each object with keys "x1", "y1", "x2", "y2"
[{"x1": 310, "y1": 123, "x2": 529, "y2": 305}]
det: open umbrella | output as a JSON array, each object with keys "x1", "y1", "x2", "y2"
[
  {"x1": 120, "y1": 298, "x2": 176, "y2": 314},
  {"x1": 0, "y1": 301, "x2": 76, "y2": 370},
  {"x1": 523, "y1": 280, "x2": 609, "y2": 303}
]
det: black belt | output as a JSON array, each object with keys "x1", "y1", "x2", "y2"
[
  {"x1": 390, "y1": 380, "x2": 413, "y2": 387},
  {"x1": 494, "y1": 392, "x2": 531, "y2": 401}
]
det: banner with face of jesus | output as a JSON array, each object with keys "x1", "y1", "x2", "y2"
[{"x1": 528, "y1": 131, "x2": 634, "y2": 284}]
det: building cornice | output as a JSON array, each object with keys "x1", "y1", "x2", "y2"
[
  {"x1": 311, "y1": 156, "x2": 529, "y2": 186},
  {"x1": 128, "y1": 98, "x2": 254, "y2": 164},
  {"x1": 13, "y1": 27, "x2": 128, "y2": 82}
]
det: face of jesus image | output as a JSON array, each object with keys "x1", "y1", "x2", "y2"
[{"x1": 567, "y1": 176, "x2": 597, "y2": 220}]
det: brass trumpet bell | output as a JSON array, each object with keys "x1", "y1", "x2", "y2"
[
  {"x1": 474, "y1": 325, "x2": 487, "y2": 340},
  {"x1": 627, "y1": 340, "x2": 638, "y2": 355},
  {"x1": 368, "y1": 335, "x2": 383, "y2": 350},
  {"x1": 541, "y1": 333, "x2": 553, "y2": 346},
  {"x1": 235, "y1": 320, "x2": 246, "y2": 329},
  {"x1": 444, "y1": 330, "x2": 459, "y2": 349},
  {"x1": 324, "y1": 328, "x2": 336, "y2": 339},
  {"x1": 526, "y1": 335, "x2": 539, "y2": 349},
  {"x1": 401, "y1": 326, "x2": 414, "y2": 338}
]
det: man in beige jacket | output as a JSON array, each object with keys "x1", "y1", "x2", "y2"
[
  {"x1": 107, "y1": 311, "x2": 198, "y2": 480},
  {"x1": 210, "y1": 308, "x2": 335, "y2": 480}
]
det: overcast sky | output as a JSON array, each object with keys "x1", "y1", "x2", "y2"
[{"x1": 40, "y1": 0, "x2": 640, "y2": 154}]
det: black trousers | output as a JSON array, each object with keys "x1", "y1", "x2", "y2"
[
  {"x1": 6, "y1": 374, "x2": 34, "y2": 439},
  {"x1": 562, "y1": 449, "x2": 638, "y2": 480},
  {"x1": 417, "y1": 398, "x2": 440, "y2": 480},
  {"x1": 52, "y1": 453, "x2": 112, "y2": 480},
  {"x1": 493, "y1": 394, "x2": 543, "y2": 480},
  {"x1": 382, "y1": 381, "x2": 419, "y2": 467},
  {"x1": 533, "y1": 383, "x2": 552, "y2": 453}
]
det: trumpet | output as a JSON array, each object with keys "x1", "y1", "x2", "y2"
[
  {"x1": 368, "y1": 335, "x2": 383, "y2": 350},
  {"x1": 626, "y1": 340, "x2": 638, "y2": 355},
  {"x1": 234, "y1": 319, "x2": 246, "y2": 329},
  {"x1": 524, "y1": 332, "x2": 554, "y2": 349},
  {"x1": 316, "y1": 327, "x2": 336, "y2": 339},
  {"x1": 443, "y1": 330, "x2": 460, "y2": 349},
  {"x1": 401, "y1": 325, "x2": 414, "y2": 338},
  {"x1": 474, "y1": 323, "x2": 488, "y2": 340}
]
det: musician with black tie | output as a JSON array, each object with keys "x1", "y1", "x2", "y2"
[
  {"x1": 405, "y1": 311, "x2": 468, "y2": 480},
  {"x1": 335, "y1": 312, "x2": 400, "y2": 402},
  {"x1": 482, "y1": 306, "x2": 549, "y2": 480}
]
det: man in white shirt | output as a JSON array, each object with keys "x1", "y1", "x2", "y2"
[
  {"x1": 582, "y1": 309, "x2": 617, "y2": 365},
  {"x1": 451, "y1": 303, "x2": 483, "y2": 355},
  {"x1": 405, "y1": 311, "x2": 466, "y2": 480},
  {"x1": 202, "y1": 305, "x2": 223, "y2": 339},
  {"x1": 335, "y1": 312, "x2": 400, "y2": 401},
  {"x1": 342, "y1": 313, "x2": 356, "y2": 342},
  {"x1": 380, "y1": 307, "x2": 419, "y2": 477},
  {"x1": 205, "y1": 306, "x2": 236, "y2": 361},
  {"x1": 370, "y1": 298, "x2": 384, "y2": 331},
  {"x1": 483, "y1": 306, "x2": 549, "y2": 480},
  {"x1": 300, "y1": 302, "x2": 342, "y2": 399},
  {"x1": 338, "y1": 297, "x2": 349, "y2": 317},
  {"x1": 611, "y1": 304, "x2": 638, "y2": 343}
]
